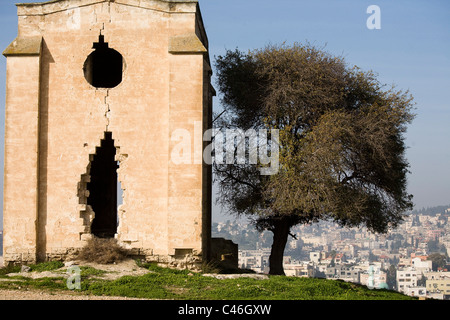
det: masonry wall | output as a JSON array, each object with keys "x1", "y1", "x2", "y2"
[
  {"x1": 3, "y1": 0, "x2": 212, "y2": 268},
  {"x1": 3, "y1": 54, "x2": 41, "y2": 263}
]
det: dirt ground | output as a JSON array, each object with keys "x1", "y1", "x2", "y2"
[{"x1": 0, "y1": 288, "x2": 145, "y2": 300}]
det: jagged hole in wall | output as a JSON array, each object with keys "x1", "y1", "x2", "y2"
[
  {"x1": 88, "y1": 132, "x2": 120, "y2": 238},
  {"x1": 83, "y1": 34, "x2": 123, "y2": 88}
]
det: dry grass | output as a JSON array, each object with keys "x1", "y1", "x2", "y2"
[{"x1": 76, "y1": 237, "x2": 130, "y2": 264}]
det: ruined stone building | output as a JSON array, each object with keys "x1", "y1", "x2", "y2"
[{"x1": 2, "y1": 0, "x2": 222, "y2": 269}]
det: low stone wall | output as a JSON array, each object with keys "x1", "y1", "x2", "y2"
[
  {"x1": 210, "y1": 238, "x2": 239, "y2": 270},
  {"x1": 4, "y1": 246, "x2": 203, "y2": 271}
]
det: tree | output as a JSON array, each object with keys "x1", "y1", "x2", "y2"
[
  {"x1": 386, "y1": 265, "x2": 397, "y2": 290},
  {"x1": 214, "y1": 43, "x2": 415, "y2": 275},
  {"x1": 428, "y1": 253, "x2": 447, "y2": 271},
  {"x1": 417, "y1": 275, "x2": 427, "y2": 287},
  {"x1": 369, "y1": 251, "x2": 377, "y2": 263},
  {"x1": 427, "y1": 240, "x2": 447, "y2": 255}
]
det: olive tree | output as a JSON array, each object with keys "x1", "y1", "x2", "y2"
[{"x1": 214, "y1": 44, "x2": 415, "y2": 275}]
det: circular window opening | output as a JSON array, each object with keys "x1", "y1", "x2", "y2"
[{"x1": 83, "y1": 35, "x2": 124, "y2": 89}]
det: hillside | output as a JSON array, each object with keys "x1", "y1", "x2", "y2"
[
  {"x1": 0, "y1": 260, "x2": 415, "y2": 300},
  {"x1": 411, "y1": 204, "x2": 450, "y2": 216}
]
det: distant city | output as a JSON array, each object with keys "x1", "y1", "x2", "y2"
[{"x1": 213, "y1": 204, "x2": 450, "y2": 300}]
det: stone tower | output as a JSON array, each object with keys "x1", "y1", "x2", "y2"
[{"x1": 2, "y1": 0, "x2": 214, "y2": 269}]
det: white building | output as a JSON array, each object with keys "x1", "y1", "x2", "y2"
[
  {"x1": 426, "y1": 278, "x2": 450, "y2": 300},
  {"x1": 411, "y1": 257, "x2": 432, "y2": 274},
  {"x1": 424, "y1": 271, "x2": 450, "y2": 280},
  {"x1": 238, "y1": 250, "x2": 271, "y2": 273},
  {"x1": 397, "y1": 269, "x2": 419, "y2": 293},
  {"x1": 302, "y1": 236, "x2": 326, "y2": 246},
  {"x1": 284, "y1": 263, "x2": 315, "y2": 278},
  {"x1": 403, "y1": 286, "x2": 426, "y2": 299},
  {"x1": 310, "y1": 252, "x2": 320, "y2": 264}
]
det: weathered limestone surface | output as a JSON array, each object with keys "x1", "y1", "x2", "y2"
[{"x1": 3, "y1": 0, "x2": 214, "y2": 269}]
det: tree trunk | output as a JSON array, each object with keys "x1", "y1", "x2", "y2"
[{"x1": 268, "y1": 217, "x2": 291, "y2": 275}]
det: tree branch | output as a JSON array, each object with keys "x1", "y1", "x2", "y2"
[{"x1": 289, "y1": 232, "x2": 298, "y2": 240}]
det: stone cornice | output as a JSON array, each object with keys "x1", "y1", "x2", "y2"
[
  {"x1": 17, "y1": 0, "x2": 199, "y2": 16},
  {"x1": 3, "y1": 36, "x2": 43, "y2": 56},
  {"x1": 169, "y1": 33, "x2": 207, "y2": 54}
]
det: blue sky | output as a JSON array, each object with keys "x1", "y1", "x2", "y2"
[
  {"x1": 200, "y1": 0, "x2": 450, "y2": 221},
  {"x1": 0, "y1": 1, "x2": 449, "y2": 227}
]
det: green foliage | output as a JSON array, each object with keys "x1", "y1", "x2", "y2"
[
  {"x1": 80, "y1": 266, "x2": 108, "y2": 277},
  {"x1": 0, "y1": 265, "x2": 21, "y2": 277},
  {"x1": 214, "y1": 43, "x2": 415, "y2": 230},
  {"x1": 0, "y1": 261, "x2": 66, "y2": 290},
  {"x1": 26, "y1": 277, "x2": 67, "y2": 290},
  {"x1": 0, "y1": 261, "x2": 64, "y2": 277},
  {"x1": 0, "y1": 262, "x2": 415, "y2": 300},
  {"x1": 29, "y1": 261, "x2": 65, "y2": 272},
  {"x1": 427, "y1": 253, "x2": 447, "y2": 271},
  {"x1": 0, "y1": 277, "x2": 67, "y2": 291},
  {"x1": 427, "y1": 240, "x2": 447, "y2": 256},
  {"x1": 201, "y1": 260, "x2": 222, "y2": 274},
  {"x1": 82, "y1": 266, "x2": 415, "y2": 300}
]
